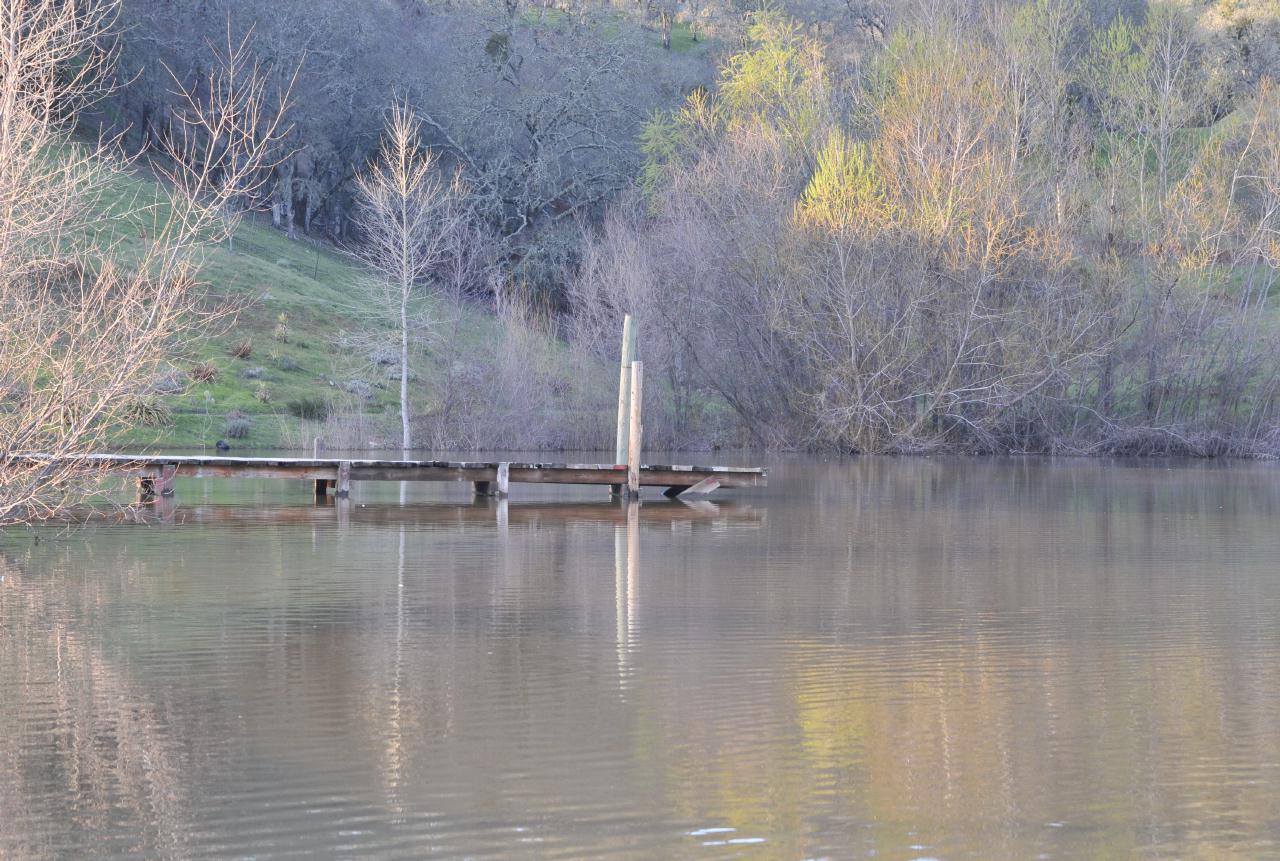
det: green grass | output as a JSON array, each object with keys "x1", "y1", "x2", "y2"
[
  {"x1": 666, "y1": 21, "x2": 705, "y2": 53},
  {"x1": 521, "y1": 7, "x2": 569, "y2": 27}
]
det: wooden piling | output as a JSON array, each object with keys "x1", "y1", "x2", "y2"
[
  {"x1": 612, "y1": 315, "x2": 636, "y2": 496},
  {"x1": 496, "y1": 462, "x2": 510, "y2": 498},
  {"x1": 336, "y1": 461, "x2": 351, "y2": 497},
  {"x1": 627, "y1": 361, "x2": 644, "y2": 498},
  {"x1": 159, "y1": 463, "x2": 178, "y2": 497}
]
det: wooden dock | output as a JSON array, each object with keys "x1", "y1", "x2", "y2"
[{"x1": 59, "y1": 454, "x2": 767, "y2": 501}]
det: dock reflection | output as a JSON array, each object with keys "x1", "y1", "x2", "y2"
[{"x1": 133, "y1": 497, "x2": 765, "y2": 530}]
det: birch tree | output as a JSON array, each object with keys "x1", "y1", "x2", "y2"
[{"x1": 354, "y1": 104, "x2": 466, "y2": 451}]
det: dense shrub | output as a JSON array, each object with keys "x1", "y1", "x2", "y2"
[
  {"x1": 124, "y1": 397, "x2": 174, "y2": 428},
  {"x1": 224, "y1": 410, "x2": 251, "y2": 438},
  {"x1": 287, "y1": 396, "x2": 329, "y2": 421}
]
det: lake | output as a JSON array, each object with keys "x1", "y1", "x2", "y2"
[{"x1": 2, "y1": 456, "x2": 1279, "y2": 859}]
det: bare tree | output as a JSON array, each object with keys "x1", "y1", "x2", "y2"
[
  {"x1": 353, "y1": 103, "x2": 466, "y2": 452},
  {"x1": 0, "y1": 0, "x2": 289, "y2": 525}
]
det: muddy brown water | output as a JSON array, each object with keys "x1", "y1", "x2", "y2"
[{"x1": 2, "y1": 456, "x2": 1279, "y2": 859}]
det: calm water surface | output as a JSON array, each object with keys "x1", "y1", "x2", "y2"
[{"x1": 2, "y1": 457, "x2": 1280, "y2": 859}]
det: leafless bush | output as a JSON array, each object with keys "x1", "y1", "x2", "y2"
[
  {"x1": 402, "y1": 277, "x2": 616, "y2": 452},
  {"x1": 189, "y1": 362, "x2": 219, "y2": 384},
  {"x1": 224, "y1": 411, "x2": 251, "y2": 439},
  {"x1": 279, "y1": 398, "x2": 372, "y2": 451},
  {"x1": 571, "y1": 193, "x2": 783, "y2": 448}
]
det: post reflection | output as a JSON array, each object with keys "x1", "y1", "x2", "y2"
[{"x1": 615, "y1": 500, "x2": 641, "y2": 693}]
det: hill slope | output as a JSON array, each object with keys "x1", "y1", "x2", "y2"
[{"x1": 110, "y1": 169, "x2": 513, "y2": 452}]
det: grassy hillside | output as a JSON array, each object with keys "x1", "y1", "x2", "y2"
[{"x1": 109, "y1": 168, "x2": 499, "y2": 453}]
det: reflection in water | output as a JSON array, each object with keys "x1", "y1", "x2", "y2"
[
  {"x1": 616, "y1": 502, "x2": 640, "y2": 693},
  {"x1": 1, "y1": 457, "x2": 1279, "y2": 859}
]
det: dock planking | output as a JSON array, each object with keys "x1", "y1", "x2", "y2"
[{"x1": 46, "y1": 454, "x2": 767, "y2": 500}]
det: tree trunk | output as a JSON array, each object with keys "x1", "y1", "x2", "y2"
[
  {"x1": 277, "y1": 159, "x2": 295, "y2": 239},
  {"x1": 400, "y1": 293, "x2": 411, "y2": 451}
]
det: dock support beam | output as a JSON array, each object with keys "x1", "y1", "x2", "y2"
[
  {"x1": 663, "y1": 477, "x2": 721, "y2": 498},
  {"x1": 475, "y1": 463, "x2": 511, "y2": 498},
  {"x1": 159, "y1": 463, "x2": 177, "y2": 497},
  {"x1": 138, "y1": 464, "x2": 177, "y2": 502},
  {"x1": 611, "y1": 314, "x2": 636, "y2": 497},
  {"x1": 336, "y1": 461, "x2": 351, "y2": 498},
  {"x1": 627, "y1": 361, "x2": 644, "y2": 499}
]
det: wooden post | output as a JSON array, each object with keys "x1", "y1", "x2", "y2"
[
  {"x1": 313, "y1": 437, "x2": 327, "y2": 497},
  {"x1": 612, "y1": 315, "x2": 636, "y2": 495},
  {"x1": 627, "y1": 361, "x2": 644, "y2": 499},
  {"x1": 159, "y1": 463, "x2": 178, "y2": 497},
  {"x1": 495, "y1": 462, "x2": 510, "y2": 498},
  {"x1": 154, "y1": 494, "x2": 177, "y2": 524},
  {"x1": 336, "y1": 461, "x2": 351, "y2": 498},
  {"x1": 137, "y1": 476, "x2": 155, "y2": 503}
]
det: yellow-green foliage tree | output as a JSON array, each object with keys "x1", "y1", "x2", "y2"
[{"x1": 580, "y1": 2, "x2": 1280, "y2": 454}]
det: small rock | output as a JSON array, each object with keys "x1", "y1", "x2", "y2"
[
  {"x1": 381, "y1": 365, "x2": 417, "y2": 382},
  {"x1": 370, "y1": 345, "x2": 398, "y2": 366},
  {"x1": 149, "y1": 371, "x2": 186, "y2": 394}
]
